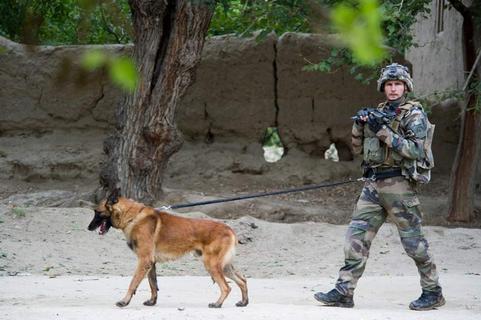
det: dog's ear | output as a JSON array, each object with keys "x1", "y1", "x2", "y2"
[{"x1": 107, "y1": 188, "x2": 121, "y2": 206}]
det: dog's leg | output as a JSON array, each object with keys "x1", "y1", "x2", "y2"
[
  {"x1": 224, "y1": 263, "x2": 249, "y2": 307},
  {"x1": 203, "y1": 254, "x2": 231, "y2": 308},
  {"x1": 116, "y1": 259, "x2": 153, "y2": 308},
  {"x1": 143, "y1": 263, "x2": 158, "y2": 306}
]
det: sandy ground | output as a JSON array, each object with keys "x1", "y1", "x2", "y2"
[
  {"x1": 1, "y1": 136, "x2": 481, "y2": 319},
  {"x1": 1, "y1": 275, "x2": 480, "y2": 320},
  {"x1": 1, "y1": 204, "x2": 481, "y2": 319}
]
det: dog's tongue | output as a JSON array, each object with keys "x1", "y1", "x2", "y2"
[{"x1": 99, "y1": 221, "x2": 107, "y2": 235}]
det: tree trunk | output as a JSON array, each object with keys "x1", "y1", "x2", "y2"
[
  {"x1": 100, "y1": 0, "x2": 215, "y2": 203},
  {"x1": 447, "y1": 1, "x2": 481, "y2": 222},
  {"x1": 448, "y1": 95, "x2": 481, "y2": 222}
]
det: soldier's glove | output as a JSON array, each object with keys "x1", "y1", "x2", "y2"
[
  {"x1": 367, "y1": 112, "x2": 386, "y2": 133},
  {"x1": 353, "y1": 108, "x2": 371, "y2": 125}
]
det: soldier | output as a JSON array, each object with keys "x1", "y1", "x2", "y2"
[{"x1": 314, "y1": 63, "x2": 445, "y2": 311}]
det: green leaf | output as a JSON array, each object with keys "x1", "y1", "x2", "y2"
[
  {"x1": 11, "y1": 207, "x2": 26, "y2": 218},
  {"x1": 82, "y1": 50, "x2": 107, "y2": 71},
  {"x1": 331, "y1": 0, "x2": 386, "y2": 65},
  {"x1": 318, "y1": 61, "x2": 332, "y2": 72},
  {"x1": 82, "y1": 50, "x2": 138, "y2": 93},
  {"x1": 263, "y1": 127, "x2": 283, "y2": 148},
  {"x1": 355, "y1": 73, "x2": 364, "y2": 81},
  {"x1": 108, "y1": 56, "x2": 138, "y2": 92}
]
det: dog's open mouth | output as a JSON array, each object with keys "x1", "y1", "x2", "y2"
[
  {"x1": 99, "y1": 220, "x2": 107, "y2": 235},
  {"x1": 98, "y1": 219, "x2": 111, "y2": 235},
  {"x1": 88, "y1": 211, "x2": 112, "y2": 235}
]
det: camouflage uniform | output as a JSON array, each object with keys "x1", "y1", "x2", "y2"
[{"x1": 334, "y1": 98, "x2": 441, "y2": 297}]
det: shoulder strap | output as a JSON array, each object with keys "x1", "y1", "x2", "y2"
[
  {"x1": 400, "y1": 100, "x2": 423, "y2": 112},
  {"x1": 376, "y1": 102, "x2": 386, "y2": 110},
  {"x1": 390, "y1": 101, "x2": 421, "y2": 132}
]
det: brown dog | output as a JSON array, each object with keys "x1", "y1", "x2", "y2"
[{"x1": 87, "y1": 188, "x2": 249, "y2": 308}]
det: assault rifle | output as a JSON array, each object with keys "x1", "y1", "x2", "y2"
[{"x1": 351, "y1": 108, "x2": 397, "y2": 124}]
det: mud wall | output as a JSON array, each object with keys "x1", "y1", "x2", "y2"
[{"x1": 0, "y1": 33, "x2": 460, "y2": 174}]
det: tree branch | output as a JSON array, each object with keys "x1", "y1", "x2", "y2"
[
  {"x1": 462, "y1": 49, "x2": 481, "y2": 91},
  {"x1": 100, "y1": 6, "x2": 121, "y2": 43},
  {"x1": 447, "y1": 0, "x2": 469, "y2": 19}
]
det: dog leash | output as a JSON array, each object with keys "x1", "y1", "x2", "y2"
[{"x1": 157, "y1": 178, "x2": 358, "y2": 210}]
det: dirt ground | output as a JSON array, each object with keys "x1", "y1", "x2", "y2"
[{"x1": 1, "y1": 138, "x2": 481, "y2": 319}]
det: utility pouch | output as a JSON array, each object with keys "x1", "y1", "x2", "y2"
[{"x1": 363, "y1": 137, "x2": 386, "y2": 164}]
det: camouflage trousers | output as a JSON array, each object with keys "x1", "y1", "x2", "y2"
[{"x1": 335, "y1": 176, "x2": 441, "y2": 296}]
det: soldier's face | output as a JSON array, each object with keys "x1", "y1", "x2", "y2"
[{"x1": 384, "y1": 80, "x2": 406, "y2": 101}]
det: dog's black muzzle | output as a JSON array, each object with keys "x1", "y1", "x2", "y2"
[{"x1": 88, "y1": 211, "x2": 112, "y2": 235}]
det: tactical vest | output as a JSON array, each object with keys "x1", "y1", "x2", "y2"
[{"x1": 362, "y1": 101, "x2": 435, "y2": 183}]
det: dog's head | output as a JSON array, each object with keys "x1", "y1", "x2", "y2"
[{"x1": 87, "y1": 188, "x2": 121, "y2": 235}]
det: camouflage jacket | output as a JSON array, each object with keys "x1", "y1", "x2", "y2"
[{"x1": 351, "y1": 100, "x2": 434, "y2": 184}]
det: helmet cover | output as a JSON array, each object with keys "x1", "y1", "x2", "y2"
[{"x1": 377, "y1": 63, "x2": 413, "y2": 92}]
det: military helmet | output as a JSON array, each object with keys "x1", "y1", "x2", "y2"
[{"x1": 377, "y1": 63, "x2": 413, "y2": 92}]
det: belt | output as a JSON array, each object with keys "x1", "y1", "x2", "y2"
[{"x1": 363, "y1": 167, "x2": 402, "y2": 181}]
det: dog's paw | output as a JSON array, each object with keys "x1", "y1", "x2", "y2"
[
  {"x1": 116, "y1": 300, "x2": 129, "y2": 308},
  {"x1": 235, "y1": 300, "x2": 249, "y2": 307},
  {"x1": 208, "y1": 302, "x2": 222, "y2": 308},
  {"x1": 143, "y1": 299, "x2": 157, "y2": 306}
]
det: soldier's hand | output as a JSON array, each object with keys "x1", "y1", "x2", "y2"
[
  {"x1": 367, "y1": 113, "x2": 384, "y2": 133},
  {"x1": 355, "y1": 108, "x2": 370, "y2": 124}
]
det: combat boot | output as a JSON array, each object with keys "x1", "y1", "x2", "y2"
[
  {"x1": 314, "y1": 289, "x2": 354, "y2": 308},
  {"x1": 409, "y1": 289, "x2": 445, "y2": 311}
]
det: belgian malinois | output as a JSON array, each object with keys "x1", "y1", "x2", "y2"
[{"x1": 87, "y1": 188, "x2": 249, "y2": 308}]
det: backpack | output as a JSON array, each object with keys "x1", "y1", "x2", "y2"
[{"x1": 393, "y1": 101, "x2": 435, "y2": 184}]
